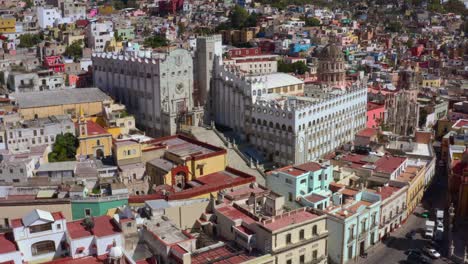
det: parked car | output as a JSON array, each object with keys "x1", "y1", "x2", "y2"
[
  {"x1": 407, "y1": 252, "x2": 432, "y2": 264},
  {"x1": 424, "y1": 247, "x2": 441, "y2": 259},
  {"x1": 421, "y1": 211, "x2": 430, "y2": 218},
  {"x1": 405, "y1": 249, "x2": 422, "y2": 255},
  {"x1": 406, "y1": 230, "x2": 416, "y2": 239}
]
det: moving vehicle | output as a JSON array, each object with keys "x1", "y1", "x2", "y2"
[
  {"x1": 425, "y1": 220, "x2": 435, "y2": 238},
  {"x1": 424, "y1": 247, "x2": 441, "y2": 259},
  {"x1": 436, "y1": 209, "x2": 444, "y2": 222}
]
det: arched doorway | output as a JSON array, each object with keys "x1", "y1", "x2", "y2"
[
  {"x1": 32, "y1": 240, "x2": 55, "y2": 256},
  {"x1": 174, "y1": 171, "x2": 187, "y2": 189},
  {"x1": 95, "y1": 149, "x2": 104, "y2": 159}
]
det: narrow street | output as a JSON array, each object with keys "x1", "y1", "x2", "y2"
[{"x1": 354, "y1": 162, "x2": 451, "y2": 264}]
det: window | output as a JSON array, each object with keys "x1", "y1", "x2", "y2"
[
  {"x1": 348, "y1": 245, "x2": 353, "y2": 260},
  {"x1": 286, "y1": 260, "x2": 292, "y2": 264},
  {"x1": 300, "y1": 179, "x2": 306, "y2": 184},
  {"x1": 31, "y1": 241, "x2": 55, "y2": 256},
  {"x1": 57, "y1": 224, "x2": 61, "y2": 230},
  {"x1": 312, "y1": 225, "x2": 318, "y2": 235},
  {"x1": 285, "y1": 178, "x2": 293, "y2": 184},
  {"x1": 288, "y1": 192, "x2": 293, "y2": 202},
  {"x1": 286, "y1": 233, "x2": 291, "y2": 244},
  {"x1": 20, "y1": 169, "x2": 24, "y2": 173},
  {"x1": 85, "y1": 208, "x2": 91, "y2": 217},
  {"x1": 30, "y1": 223, "x2": 52, "y2": 233},
  {"x1": 96, "y1": 140, "x2": 101, "y2": 145},
  {"x1": 299, "y1": 229, "x2": 304, "y2": 240},
  {"x1": 300, "y1": 254, "x2": 305, "y2": 264},
  {"x1": 40, "y1": 129, "x2": 44, "y2": 135},
  {"x1": 313, "y1": 250, "x2": 318, "y2": 260}
]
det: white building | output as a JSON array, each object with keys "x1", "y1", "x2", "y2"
[
  {"x1": 92, "y1": 49, "x2": 203, "y2": 137},
  {"x1": 86, "y1": 21, "x2": 114, "y2": 52},
  {"x1": 374, "y1": 183, "x2": 408, "y2": 240},
  {"x1": 4, "y1": 115, "x2": 75, "y2": 153},
  {"x1": 37, "y1": 6, "x2": 64, "y2": 29},
  {"x1": 11, "y1": 209, "x2": 68, "y2": 263}
]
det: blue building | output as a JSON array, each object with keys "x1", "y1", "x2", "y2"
[
  {"x1": 266, "y1": 161, "x2": 333, "y2": 208},
  {"x1": 325, "y1": 185, "x2": 381, "y2": 264}
]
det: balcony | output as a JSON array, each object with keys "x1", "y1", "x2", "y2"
[
  {"x1": 306, "y1": 255, "x2": 327, "y2": 264},
  {"x1": 273, "y1": 232, "x2": 328, "y2": 255},
  {"x1": 347, "y1": 235, "x2": 355, "y2": 243},
  {"x1": 71, "y1": 193, "x2": 128, "y2": 202},
  {"x1": 358, "y1": 229, "x2": 368, "y2": 240}
]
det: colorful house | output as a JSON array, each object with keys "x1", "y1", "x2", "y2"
[
  {"x1": 76, "y1": 110, "x2": 113, "y2": 159},
  {"x1": 43, "y1": 56, "x2": 65, "y2": 73},
  {"x1": 267, "y1": 161, "x2": 333, "y2": 208},
  {"x1": 325, "y1": 186, "x2": 381, "y2": 264},
  {"x1": 71, "y1": 196, "x2": 128, "y2": 220}
]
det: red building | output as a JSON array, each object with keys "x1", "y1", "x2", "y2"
[
  {"x1": 367, "y1": 102, "x2": 385, "y2": 128},
  {"x1": 44, "y1": 55, "x2": 65, "y2": 73},
  {"x1": 227, "y1": 47, "x2": 262, "y2": 58}
]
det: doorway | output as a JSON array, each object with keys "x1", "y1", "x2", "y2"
[{"x1": 359, "y1": 241, "x2": 365, "y2": 256}]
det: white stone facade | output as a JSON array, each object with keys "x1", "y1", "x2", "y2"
[
  {"x1": 92, "y1": 49, "x2": 203, "y2": 137},
  {"x1": 86, "y1": 21, "x2": 114, "y2": 52}
]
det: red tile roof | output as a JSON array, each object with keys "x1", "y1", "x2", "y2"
[
  {"x1": 453, "y1": 119, "x2": 468, "y2": 128},
  {"x1": 67, "y1": 215, "x2": 121, "y2": 239},
  {"x1": 374, "y1": 156, "x2": 406, "y2": 174},
  {"x1": 261, "y1": 208, "x2": 319, "y2": 231},
  {"x1": 10, "y1": 211, "x2": 65, "y2": 228},
  {"x1": 375, "y1": 185, "x2": 402, "y2": 201},
  {"x1": 356, "y1": 128, "x2": 378, "y2": 138},
  {"x1": 367, "y1": 102, "x2": 384, "y2": 111},
  {"x1": 191, "y1": 245, "x2": 254, "y2": 264},
  {"x1": 272, "y1": 162, "x2": 323, "y2": 177},
  {"x1": 217, "y1": 205, "x2": 256, "y2": 225},
  {"x1": 0, "y1": 233, "x2": 17, "y2": 254},
  {"x1": 75, "y1": 120, "x2": 109, "y2": 136}
]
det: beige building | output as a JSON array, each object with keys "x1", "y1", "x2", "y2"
[
  {"x1": 12, "y1": 88, "x2": 112, "y2": 120},
  {"x1": 198, "y1": 184, "x2": 328, "y2": 264}
]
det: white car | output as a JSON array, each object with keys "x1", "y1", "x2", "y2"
[
  {"x1": 425, "y1": 229, "x2": 434, "y2": 238},
  {"x1": 424, "y1": 248, "x2": 441, "y2": 259},
  {"x1": 437, "y1": 221, "x2": 444, "y2": 229}
]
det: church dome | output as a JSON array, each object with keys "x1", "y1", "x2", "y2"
[{"x1": 319, "y1": 44, "x2": 344, "y2": 60}]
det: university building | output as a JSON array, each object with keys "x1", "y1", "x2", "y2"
[{"x1": 92, "y1": 48, "x2": 203, "y2": 137}]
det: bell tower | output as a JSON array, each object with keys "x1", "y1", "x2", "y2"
[{"x1": 78, "y1": 107, "x2": 88, "y2": 137}]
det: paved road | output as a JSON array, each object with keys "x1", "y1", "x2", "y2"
[{"x1": 354, "y1": 163, "x2": 451, "y2": 264}]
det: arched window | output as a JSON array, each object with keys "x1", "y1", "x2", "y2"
[
  {"x1": 269, "y1": 122, "x2": 274, "y2": 128},
  {"x1": 287, "y1": 126, "x2": 293, "y2": 132},
  {"x1": 262, "y1": 120, "x2": 267, "y2": 126},
  {"x1": 32, "y1": 241, "x2": 55, "y2": 256},
  {"x1": 275, "y1": 123, "x2": 280, "y2": 129},
  {"x1": 282, "y1": 124, "x2": 286, "y2": 131},
  {"x1": 312, "y1": 225, "x2": 318, "y2": 235}
]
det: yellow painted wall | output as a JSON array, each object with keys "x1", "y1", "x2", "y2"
[
  {"x1": 19, "y1": 102, "x2": 104, "y2": 120},
  {"x1": 406, "y1": 167, "x2": 426, "y2": 214},
  {"x1": 190, "y1": 154, "x2": 227, "y2": 179},
  {"x1": 422, "y1": 79, "x2": 441, "y2": 88},
  {"x1": 0, "y1": 17, "x2": 16, "y2": 33},
  {"x1": 107, "y1": 127, "x2": 122, "y2": 138},
  {"x1": 77, "y1": 135, "x2": 112, "y2": 157},
  {"x1": 114, "y1": 142, "x2": 142, "y2": 162}
]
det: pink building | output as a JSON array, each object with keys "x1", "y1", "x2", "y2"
[
  {"x1": 367, "y1": 102, "x2": 385, "y2": 128},
  {"x1": 44, "y1": 56, "x2": 65, "y2": 73}
]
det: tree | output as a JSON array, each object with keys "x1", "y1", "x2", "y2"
[
  {"x1": 278, "y1": 60, "x2": 309, "y2": 75},
  {"x1": 24, "y1": 0, "x2": 33, "y2": 9},
  {"x1": 64, "y1": 40, "x2": 83, "y2": 60},
  {"x1": 443, "y1": 0, "x2": 468, "y2": 15},
  {"x1": 305, "y1": 17, "x2": 321, "y2": 27},
  {"x1": 143, "y1": 35, "x2": 169, "y2": 48},
  {"x1": 48, "y1": 133, "x2": 79, "y2": 162},
  {"x1": 18, "y1": 33, "x2": 42, "y2": 48},
  {"x1": 386, "y1": 21, "x2": 402, "y2": 33},
  {"x1": 230, "y1": 5, "x2": 249, "y2": 29}
]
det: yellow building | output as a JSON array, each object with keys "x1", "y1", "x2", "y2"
[
  {"x1": 395, "y1": 165, "x2": 426, "y2": 214},
  {"x1": 0, "y1": 16, "x2": 16, "y2": 34},
  {"x1": 13, "y1": 88, "x2": 112, "y2": 120},
  {"x1": 126, "y1": 134, "x2": 256, "y2": 205},
  {"x1": 421, "y1": 76, "x2": 441, "y2": 88},
  {"x1": 76, "y1": 113, "x2": 113, "y2": 159},
  {"x1": 113, "y1": 140, "x2": 142, "y2": 166}
]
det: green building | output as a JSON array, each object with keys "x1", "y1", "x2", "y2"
[
  {"x1": 71, "y1": 194, "x2": 128, "y2": 220},
  {"x1": 115, "y1": 27, "x2": 135, "y2": 41}
]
